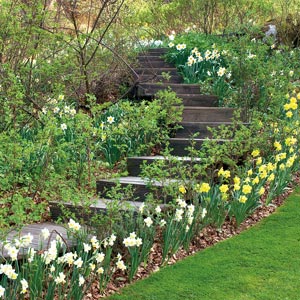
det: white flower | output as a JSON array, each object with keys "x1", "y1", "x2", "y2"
[
  {"x1": 50, "y1": 265, "x2": 55, "y2": 272},
  {"x1": 68, "y1": 219, "x2": 81, "y2": 231},
  {"x1": 108, "y1": 234, "x2": 116, "y2": 246},
  {"x1": 20, "y1": 233, "x2": 33, "y2": 247},
  {"x1": 168, "y1": 34, "x2": 175, "y2": 41},
  {"x1": 95, "y1": 252, "x2": 105, "y2": 263},
  {"x1": 70, "y1": 108, "x2": 76, "y2": 116},
  {"x1": 135, "y1": 238, "x2": 143, "y2": 247},
  {"x1": 289, "y1": 70, "x2": 294, "y2": 77},
  {"x1": 226, "y1": 72, "x2": 232, "y2": 79},
  {"x1": 154, "y1": 40, "x2": 163, "y2": 47},
  {"x1": 168, "y1": 42, "x2": 175, "y2": 48},
  {"x1": 160, "y1": 219, "x2": 166, "y2": 227},
  {"x1": 42, "y1": 107, "x2": 47, "y2": 114},
  {"x1": 78, "y1": 275, "x2": 85, "y2": 286},
  {"x1": 54, "y1": 272, "x2": 66, "y2": 284},
  {"x1": 107, "y1": 116, "x2": 114, "y2": 124},
  {"x1": 53, "y1": 107, "x2": 60, "y2": 114},
  {"x1": 41, "y1": 228, "x2": 50, "y2": 240},
  {"x1": 155, "y1": 205, "x2": 162, "y2": 214},
  {"x1": 7, "y1": 246, "x2": 18, "y2": 261},
  {"x1": 174, "y1": 208, "x2": 184, "y2": 222},
  {"x1": 0, "y1": 285, "x2": 5, "y2": 297},
  {"x1": 207, "y1": 71, "x2": 211, "y2": 76},
  {"x1": 176, "y1": 198, "x2": 187, "y2": 208},
  {"x1": 217, "y1": 67, "x2": 226, "y2": 77},
  {"x1": 97, "y1": 267, "x2": 104, "y2": 274},
  {"x1": 144, "y1": 217, "x2": 153, "y2": 227},
  {"x1": 74, "y1": 257, "x2": 83, "y2": 268},
  {"x1": 83, "y1": 243, "x2": 91, "y2": 253},
  {"x1": 27, "y1": 247, "x2": 36, "y2": 263},
  {"x1": 58, "y1": 94, "x2": 64, "y2": 101},
  {"x1": 91, "y1": 236, "x2": 100, "y2": 249},
  {"x1": 0, "y1": 264, "x2": 18, "y2": 280},
  {"x1": 20, "y1": 278, "x2": 28, "y2": 294},
  {"x1": 116, "y1": 259, "x2": 126, "y2": 271},
  {"x1": 139, "y1": 203, "x2": 145, "y2": 213},
  {"x1": 202, "y1": 208, "x2": 207, "y2": 219},
  {"x1": 61, "y1": 123, "x2": 67, "y2": 131}
]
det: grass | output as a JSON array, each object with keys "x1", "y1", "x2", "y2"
[{"x1": 108, "y1": 187, "x2": 300, "y2": 300}]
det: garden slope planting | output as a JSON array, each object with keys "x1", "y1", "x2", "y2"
[{"x1": 106, "y1": 185, "x2": 300, "y2": 300}]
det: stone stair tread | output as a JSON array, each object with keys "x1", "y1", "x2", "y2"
[
  {"x1": 169, "y1": 137, "x2": 229, "y2": 141},
  {"x1": 128, "y1": 155, "x2": 201, "y2": 161},
  {"x1": 98, "y1": 176, "x2": 179, "y2": 186}
]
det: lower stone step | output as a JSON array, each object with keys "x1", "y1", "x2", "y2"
[
  {"x1": 176, "y1": 94, "x2": 218, "y2": 107},
  {"x1": 138, "y1": 74, "x2": 182, "y2": 83},
  {"x1": 168, "y1": 137, "x2": 227, "y2": 156},
  {"x1": 138, "y1": 83, "x2": 200, "y2": 95},
  {"x1": 175, "y1": 122, "x2": 233, "y2": 138},
  {"x1": 127, "y1": 155, "x2": 201, "y2": 177},
  {"x1": 135, "y1": 67, "x2": 178, "y2": 76},
  {"x1": 138, "y1": 61, "x2": 174, "y2": 68},
  {"x1": 49, "y1": 199, "x2": 144, "y2": 221},
  {"x1": 175, "y1": 121, "x2": 250, "y2": 138},
  {"x1": 96, "y1": 177, "x2": 179, "y2": 203},
  {"x1": 182, "y1": 107, "x2": 238, "y2": 122}
]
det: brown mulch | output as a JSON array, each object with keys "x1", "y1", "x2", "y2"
[{"x1": 82, "y1": 172, "x2": 300, "y2": 299}]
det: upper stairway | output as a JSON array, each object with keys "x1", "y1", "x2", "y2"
[{"x1": 50, "y1": 47, "x2": 244, "y2": 219}]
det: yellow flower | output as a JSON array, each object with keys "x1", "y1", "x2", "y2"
[
  {"x1": 179, "y1": 185, "x2": 186, "y2": 194},
  {"x1": 284, "y1": 103, "x2": 291, "y2": 110},
  {"x1": 234, "y1": 184, "x2": 241, "y2": 191},
  {"x1": 239, "y1": 195, "x2": 247, "y2": 203},
  {"x1": 219, "y1": 184, "x2": 229, "y2": 194},
  {"x1": 267, "y1": 162, "x2": 275, "y2": 171},
  {"x1": 242, "y1": 184, "x2": 252, "y2": 194},
  {"x1": 290, "y1": 96, "x2": 297, "y2": 104},
  {"x1": 274, "y1": 141, "x2": 282, "y2": 151},
  {"x1": 258, "y1": 187, "x2": 265, "y2": 195},
  {"x1": 260, "y1": 171, "x2": 268, "y2": 179},
  {"x1": 286, "y1": 111, "x2": 293, "y2": 118},
  {"x1": 223, "y1": 170, "x2": 231, "y2": 179},
  {"x1": 285, "y1": 136, "x2": 297, "y2": 146},
  {"x1": 268, "y1": 173, "x2": 275, "y2": 182},
  {"x1": 252, "y1": 176, "x2": 259, "y2": 184},
  {"x1": 256, "y1": 157, "x2": 262, "y2": 165},
  {"x1": 233, "y1": 176, "x2": 241, "y2": 185},
  {"x1": 286, "y1": 156, "x2": 296, "y2": 167},
  {"x1": 197, "y1": 182, "x2": 211, "y2": 193},
  {"x1": 279, "y1": 163, "x2": 285, "y2": 170},
  {"x1": 290, "y1": 102, "x2": 298, "y2": 110},
  {"x1": 247, "y1": 169, "x2": 253, "y2": 176},
  {"x1": 258, "y1": 164, "x2": 267, "y2": 173},
  {"x1": 297, "y1": 93, "x2": 300, "y2": 100},
  {"x1": 251, "y1": 149, "x2": 260, "y2": 157},
  {"x1": 218, "y1": 167, "x2": 224, "y2": 177}
]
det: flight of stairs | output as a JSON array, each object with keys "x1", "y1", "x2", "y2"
[{"x1": 50, "y1": 47, "x2": 242, "y2": 219}]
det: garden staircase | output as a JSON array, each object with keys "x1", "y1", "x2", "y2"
[{"x1": 50, "y1": 48, "x2": 241, "y2": 219}]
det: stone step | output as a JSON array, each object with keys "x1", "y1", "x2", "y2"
[
  {"x1": 168, "y1": 137, "x2": 227, "y2": 156},
  {"x1": 177, "y1": 94, "x2": 218, "y2": 107},
  {"x1": 175, "y1": 121, "x2": 250, "y2": 138},
  {"x1": 182, "y1": 107, "x2": 237, "y2": 122},
  {"x1": 126, "y1": 155, "x2": 201, "y2": 177},
  {"x1": 138, "y1": 83, "x2": 200, "y2": 95},
  {"x1": 96, "y1": 176, "x2": 178, "y2": 203},
  {"x1": 135, "y1": 68, "x2": 178, "y2": 76},
  {"x1": 138, "y1": 61, "x2": 174, "y2": 68},
  {"x1": 50, "y1": 199, "x2": 144, "y2": 221},
  {"x1": 138, "y1": 74, "x2": 182, "y2": 84},
  {"x1": 138, "y1": 55, "x2": 167, "y2": 62},
  {"x1": 145, "y1": 48, "x2": 169, "y2": 55},
  {"x1": 175, "y1": 122, "x2": 233, "y2": 138}
]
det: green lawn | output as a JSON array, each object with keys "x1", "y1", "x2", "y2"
[{"x1": 108, "y1": 187, "x2": 300, "y2": 300}]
